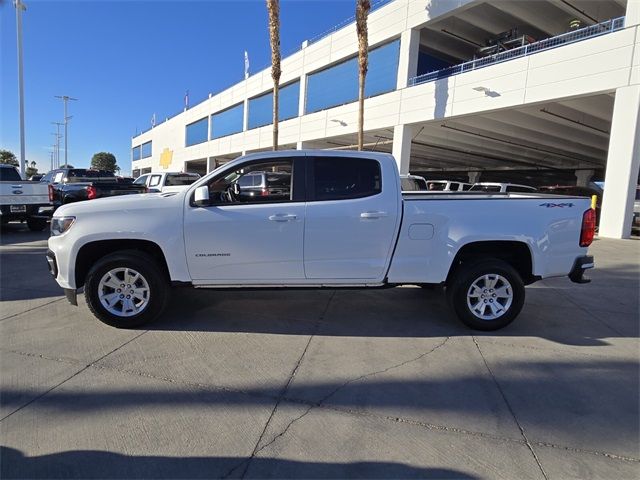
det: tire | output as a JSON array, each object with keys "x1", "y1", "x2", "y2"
[
  {"x1": 27, "y1": 217, "x2": 47, "y2": 232},
  {"x1": 84, "y1": 250, "x2": 170, "y2": 328},
  {"x1": 447, "y1": 259, "x2": 525, "y2": 331}
]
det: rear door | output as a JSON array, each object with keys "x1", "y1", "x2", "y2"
[{"x1": 304, "y1": 155, "x2": 400, "y2": 280}]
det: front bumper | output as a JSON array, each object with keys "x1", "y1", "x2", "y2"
[
  {"x1": 568, "y1": 255, "x2": 594, "y2": 284},
  {"x1": 46, "y1": 249, "x2": 77, "y2": 306}
]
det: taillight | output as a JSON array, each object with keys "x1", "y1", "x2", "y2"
[
  {"x1": 48, "y1": 184, "x2": 54, "y2": 202},
  {"x1": 87, "y1": 185, "x2": 97, "y2": 200},
  {"x1": 261, "y1": 189, "x2": 268, "y2": 196},
  {"x1": 580, "y1": 208, "x2": 596, "y2": 247}
]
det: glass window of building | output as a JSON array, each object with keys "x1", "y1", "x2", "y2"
[
  {"x1": 141, "y1": 141, "x2": 152, "y2": 158},
  {"x1": 132, "y1": 146, "x2": 141, "y2": 161},
  {"x1": 211, "y1": 103, "x2": 244, "y2": 139},
  {"x1": 306, "y1": 40, "x2": 400, "y2": 114},
  {"x1": 186, "y1": 117, "x2": 209, "y2": 146},
  {"x1": 248, "y1": 81, "x2": 300, "y2": 130}
]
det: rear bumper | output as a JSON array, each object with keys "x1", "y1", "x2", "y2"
[
  {"x1": 0, "y1": 203, "x2": 51, "y2": 221},
  {"x1": 568, "y1": 255, "x2": 594, "y2": 284}
]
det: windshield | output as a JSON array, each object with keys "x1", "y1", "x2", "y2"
[{"x1": 165, "y1": 174, "x2": 200, "y2": 186}]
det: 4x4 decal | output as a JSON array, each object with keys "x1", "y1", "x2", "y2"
[{"x1": 539, "y1": 202, "x2": 575, "y2": 208}]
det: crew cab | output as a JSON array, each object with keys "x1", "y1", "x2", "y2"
[
  {"x1": 47, "y1": 151, "x2": 595, "y2": 331},
  {"x1": 0, "y1": 164, "x2": 51, "y2": 231},
  {"x1": 43, "y1": 168, "x2": 147, "y2": 209},
  {"x1": 133, "y1": 171, "x2": 200, "y2": 193}
]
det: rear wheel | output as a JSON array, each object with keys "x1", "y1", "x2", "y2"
[
  {"x1": 27, "y1": 217, "x2": 47, "y2": 232},
  {"x1": 84, "y1": 251, "x2": 169, "y2": 328},
  {"x1": 447, "y1": 259, "x2": 524, "y2": 331}
]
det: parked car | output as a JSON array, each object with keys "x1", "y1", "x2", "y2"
[
  {"x1": 43, "y1": 168, "x2": 148, "y2": 209},
  {"x1": 133, "y1": 172, "x2": 200, "y2": 193},
  {"x1": 400, "y1": 174, "x2": 428, "y2": 191},
  {"x1": 47, "y1": 150, "x2": 595, "y2": 332},
  {"x1": 233, "y1": 171, "x2": 291, "y2": 201},
  {"x1": 470, "y1": 182, "x2": 537, "y2": 193},
  {"x1": 0, "y1": 164, "x2": 51, "y2": 231},
  {"x1": 426, "y1": 180, "x2": 472, "y2": 191}
]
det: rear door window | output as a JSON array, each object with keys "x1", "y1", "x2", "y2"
[
  {"x1": 311, "y1": 157, "x2": 381, "y2": 201},
  {"x1": 0, "y1": 167, "x2": 22, "y2": 182},
  {"x1": 149, "y1": 175, "x2": 162, "y2": 187}
]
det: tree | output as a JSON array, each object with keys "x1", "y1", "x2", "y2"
[
  {"x1": 26, "y1": 160, "x2": 38, "y2": 178},
  {"x1": 356, "y1": 0, "x2": 371, "y2": 151},
  {"x1": 266, "y1": 0, "x2": 281, "y2": 151},
  {"x1": 90, "y1": 152, "x2": 119, "y2": 173},
  {"x1": 0, "y1": 149, "x2": 19, "y2": 167}
]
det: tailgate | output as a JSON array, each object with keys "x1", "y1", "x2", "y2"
[{"x1": 0, "y1": 182, "x2": 49, "y2": 205}]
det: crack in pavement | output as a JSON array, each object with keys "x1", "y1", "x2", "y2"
[
  {"x1": 248, "y1": 337, "x2": 451, "y2": 465},
  {"x1": 0, "y1": 297, "x2": 66, "y2": 322},
  {"x1": 0, "y1": 330, "x2": 149, "y2": 422},
  {"x1": 221, "y1": 291, "x2": 338, "y2": 479},
  {"x1": 473, "y1": 336, "x2": 549, "y2": 480}
]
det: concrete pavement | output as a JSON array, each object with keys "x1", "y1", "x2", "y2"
[{"x1": 1, "y1": 223, "x2": 638, "y2": 479}]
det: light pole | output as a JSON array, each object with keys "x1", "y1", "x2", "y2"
[
  {"x1": 51, "y1": 121, "x2": 63, "y2": 169},
  {"x1": 14, "y1": 0, "x2": 27, "y2": 179},
  {"x1": 55, "y1": 95, "x2": 77, "y2": 167}
]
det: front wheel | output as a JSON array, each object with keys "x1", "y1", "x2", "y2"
[
  {"x1": 447, "y1": 259, "x2": 525, "y2": 331},
  {"x1": 85, "y1": 251, "x2": 170, "y2": 328}
]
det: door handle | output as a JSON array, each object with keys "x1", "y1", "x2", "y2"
[
  {"x1": 360, "y1": 211, "x2": 387, "y2": 219},
  {"x1": 268, "y1": 214, "x2": 297, "y2": 222}
]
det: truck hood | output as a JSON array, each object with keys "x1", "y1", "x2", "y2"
[{"x1": 54, "y1": 192, "x2": 185, "y2": 217}]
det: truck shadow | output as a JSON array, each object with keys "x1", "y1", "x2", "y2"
[
  {"x1": 148, "y1": 284, "x2": 638, "y2": 346},
  {"x1": 0, "y1": 446, "x2": 476, "y2": 479}
]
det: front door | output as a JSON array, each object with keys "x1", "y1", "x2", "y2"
[{"x1": 184, "y1": 156, "x2": 306, "y2": 283}]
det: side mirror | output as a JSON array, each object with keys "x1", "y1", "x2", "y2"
[
  {"x1": 194, "y1": 185, "x2": 210, "y2": 207},
  {"x1": 232, "y1": 183, "x2": 240, "y2": 195}
]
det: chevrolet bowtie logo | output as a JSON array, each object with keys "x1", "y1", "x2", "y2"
[{"x1": 160, "y1": 148, "x2": 173, "y2": 169}]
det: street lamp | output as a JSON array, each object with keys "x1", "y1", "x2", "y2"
[
  {"x1": 55, "y1": 95, "x2": 78, "y2": 167},
  {"x1": 14, "y1": 0, "x2": 27, "y2": 179}
]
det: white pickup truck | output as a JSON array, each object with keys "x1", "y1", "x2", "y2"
[
  {"x1": 47, "y1": 150, "x2": 595, "y2": 331},
  {"x1": 0, "y1": 164, "x2": 51, "y2": 231}
]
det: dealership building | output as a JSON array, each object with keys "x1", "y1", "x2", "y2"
[{"x1": 131, "y1": 0, "x2": 640, "y2": 239}]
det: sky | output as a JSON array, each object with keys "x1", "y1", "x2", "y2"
[{"x1": 0, "y1": 0, "x2": 358, "y2": 175}]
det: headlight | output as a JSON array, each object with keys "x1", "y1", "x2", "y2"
[{"x1": 51, "y1": 216, "x2": 75, "y2": 236}]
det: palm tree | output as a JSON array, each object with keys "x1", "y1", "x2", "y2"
[
  {"x1": 266, "y1": 0, "x2": 281, "y2": 151},
  {"x1": 356, "y1": 0, "x2": 371, "y2": 151}
]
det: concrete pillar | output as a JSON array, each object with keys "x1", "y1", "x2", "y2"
[
  {"x1": 392, "y1": 124, "x2": 413, "y2": 175},
  {"x1": 207, "y1": 157, "x2": 217, "y2": 173},
  {"x1": 396, "y1": 29, "x2": 420, "y2": 89},
  {"x1": 468, "y1": 171, "x2": 481, "y2": 184},
  {"x1": 575, "y1": 169, "x2": 594, "y2": 187},
  {"x1": 296, "y1": 141, "x2": 307, "y2": 150},
  {"x1": 599, "y1": 85, "x2": 640, "y2": 239},
  {"x1": 243, "y1": 99, "x2": 249, "y2": 132},
  {"x1": 298, "y1": 74, "x2": 307, "y2": 117},
  {"x1": 626, "y1": 0, "x2": 639, "y2": 27}
]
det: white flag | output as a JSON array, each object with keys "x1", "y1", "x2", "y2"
[{"x1": 244, "y1": 51, "x2": 250, "y2": 79}]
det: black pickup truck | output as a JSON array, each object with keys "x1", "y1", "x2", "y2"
[{"x1": 43, "y1": 168, "x2": 147, "y2": 210}]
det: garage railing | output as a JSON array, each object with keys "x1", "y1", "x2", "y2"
[{"x1": 409, "y1": 16, "x2": 626, "y2": 86}]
